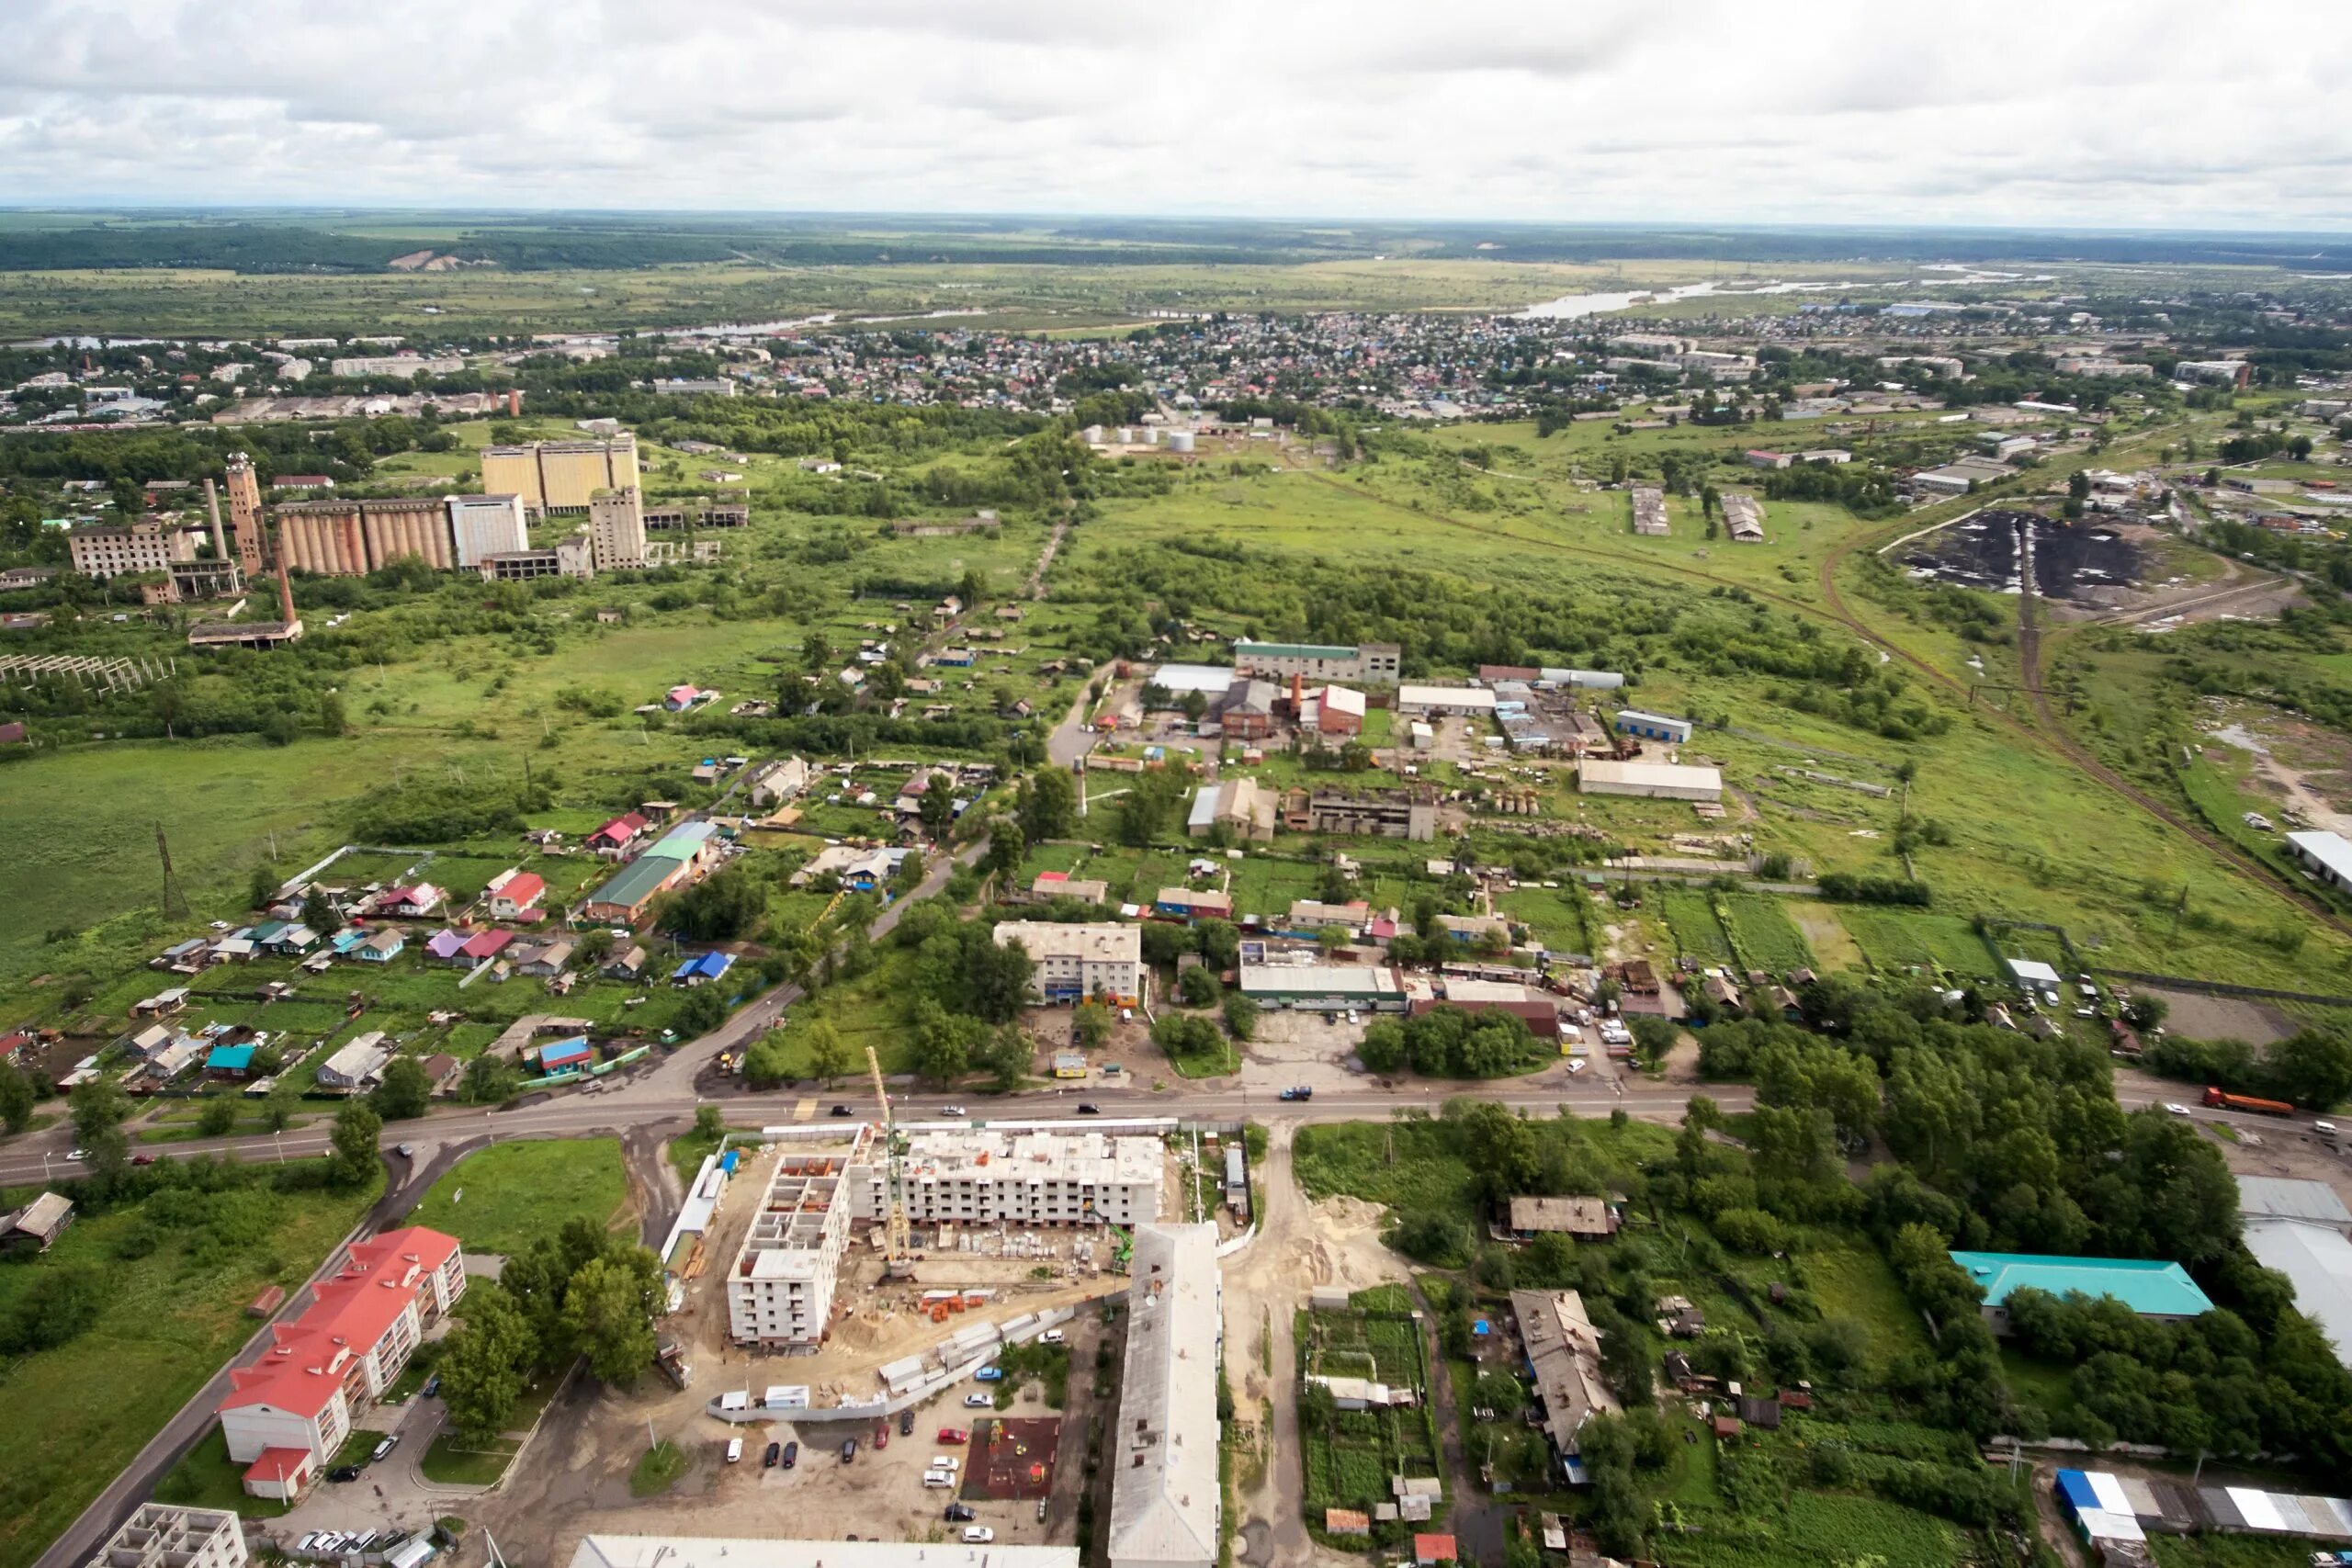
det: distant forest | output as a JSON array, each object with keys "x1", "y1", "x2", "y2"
[{"x1": 2, "y1": 211, "x2": 2350, "y2": 274}]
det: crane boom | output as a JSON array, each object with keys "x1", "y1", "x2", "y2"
[{"x1": 866, "y1": 1045, "x2": 913, "y2": 1275}]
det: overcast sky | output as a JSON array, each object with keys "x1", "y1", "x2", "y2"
[{"x1": 2, "y1": 0, "x2": 2346, "y2": 231}]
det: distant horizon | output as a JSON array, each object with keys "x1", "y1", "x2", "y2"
[{"x1": 5, "y1": 207, "x2": 2352, "y2": 243}]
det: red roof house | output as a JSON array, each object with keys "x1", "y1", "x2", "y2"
[{"x1": 489, "y1": 872, "x2": 546, "y2": 919}]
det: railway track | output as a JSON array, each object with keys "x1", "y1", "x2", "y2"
[{"x1": 1296, "y1": 470, "x2": 2352, "y2": 937}]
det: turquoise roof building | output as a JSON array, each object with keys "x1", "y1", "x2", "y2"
[{"x1": 1949, "y1": 1250, "x2": 2214, "y2": 1330}]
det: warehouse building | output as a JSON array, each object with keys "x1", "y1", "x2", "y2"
[
  {"x1": 1109, "y1": 1224, "x2": 1223, "y2": 1568},
  {"x1": 1949, "y1": 1251, "x2": 2214, "y2": 1336},
  {"x1": 1395, "y1": 684, "x2": 1498, "y2": 717},
  {"x1": 2236, "y1": 1177, "x2": 2352, "y2": 1372},
  {"x1": 2286, "y1": 829, "x2": 2352, "y2": 892},
  {"x1": 1614, "y1": 708, "x2": 1693, "y2": 743},
  {"x1": 1238, "y1": 961, "x2": 1407, "y2": 1012},
  {"x1": 1577, "y1": 759, "x2": 1723, "y2": 803},
  {"x1": 1232, "y1": 639, "x2": 1400, "y2": 684},
  {"x1": 851, "y1": 1128, "x2": 1164, "y2": 1228},
  {"x1": 729, "y1": 1128, "x2": 875, "y2": 1348}
]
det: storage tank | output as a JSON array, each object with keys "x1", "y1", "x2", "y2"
[{"x1": 1165, "y1": 430, "x2": 1196, "y2": 454}]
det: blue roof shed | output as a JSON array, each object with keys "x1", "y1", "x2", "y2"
[
  {"x1": 2055, "y1": 1471, "x2": 2099, "y2": 1515},
  {"x1": 538, "y1": 1037, "x2": 593, "y2": 1071}
]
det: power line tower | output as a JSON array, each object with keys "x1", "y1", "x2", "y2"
[{"x1": 156, "y1": 823, "x2": 189, "y2": 919}]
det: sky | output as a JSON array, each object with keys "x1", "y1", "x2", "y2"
[{"x1": 1, "y1": 0, "x2": 2347, "y2": 231}]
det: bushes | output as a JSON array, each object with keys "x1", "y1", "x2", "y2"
[{"x1": 1817, "y1": 874, "x2": 1932, "y2": 907}]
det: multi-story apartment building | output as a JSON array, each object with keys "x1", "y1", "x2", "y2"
[
  {"x1": 728, "y1": 1128, "x2": 873, "y2": 1348},
  {"x1": 851, "y1": 1128, "x2": 1163, "y2": 1229},
  {"x1": 446, "y1": 493, "x2": 530, "y2": 568},
  {"x1": 88, "y1": 1505, "x2": 249, "y2": 1568},
  {"x1": 216, "y1": 1225, "x2": 464, "y2": 1498},
  {"x1": 992, "y1": 920, "x2": 1146, "y2": 1005},
  {"x1": 481, "y1": 434, "x2": 639, "y2": 513},
  {"x1": 67, "y1": 520, "x2": 184, "y2": 579},
  {"x1": 588, "y1": 487, "x2": 648, "y2": 570},
  {"x1": 1107, "y1": 1224, "x2": 1223, "y2": 1568}
]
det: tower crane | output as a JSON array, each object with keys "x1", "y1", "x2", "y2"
[{"x1": 865, "y1": 1045, "x2": 914, "y2": 1278}]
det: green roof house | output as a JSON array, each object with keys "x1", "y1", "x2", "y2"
[{"x1": 1949, "y1": 1250, "x2": 2214, "y2": 1333}]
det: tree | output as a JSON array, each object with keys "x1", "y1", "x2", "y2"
[
  {"x1": 1016, "y1": 767, "x2": 1077, "y2": 845},
  {"x1": 246, "y1": 863, "x2": 278, "y2": 911},
  {"x1": 562, "y1": 1251, "x2": 663, "y2": 1385},
  {"x1": 0, "y1": 1061, "x2": 34, "y2": 1134},
  {"x1": 328, "y1": 1100, "x2": 382, "y2": 1188},
  {"x1": 69, "y1": 1079, "x2": 130, "y2": 1146},
  {"x1": 804, "y1": 1020, "x2": 854, "y2": 1088},
  {"x1": 1115, "y1": 765, "x2": 1189, "y2": 847},
  {"x1": 918, "y1": 780, "x2": 956, "y2": 840},
  {"x1": 438, "y1": 1283, "x2": 538, "y2": 1440},
  {"x1": 2272, "y1": 1026, "x2": 2352, "y2": 1111},
  {"x1": 962, "y1": 931, "x2": 1035, "y2": 1023},
  {"x1": 1222, "y1": 991, "x2": 1259, "y2": 1042},
  {"x1": 371, "y1": 1055, "x2": 433, "y2": 1121},
  {"x1": 258, "y1": 1077, "x2": 301, "y2": 1132},
  {"x1": 198, "y1": 1096, "x2": 238, "y2": 1136},
  {"x1": 1071, "y1": 1000, "x2": 1114, "y2": 1050},
  {"x1": 695, "y1": 1104, "x2": 726, "y2": 1142},
  {"x1": 463, "y1": 1054, "x2": 518, "y2": 1104},
  {"x1": 1151, "y1": 1013, "x2": 1222, "y2": 1060},
  {"x1": 2121, "y1": 994, "x2": 2168, "y2": 1031},
  {"x1": 301, "y1": 885, "x2": 337, "y2": 934},
  {"x1": 1357, "y1": 1018, "x2": 1408, "y2": 1073},
  {"x1": 1176, "y1": 965, "x2": 1220, "y2": 1007}
]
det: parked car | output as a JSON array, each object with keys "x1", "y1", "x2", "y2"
[
  {"x1": 899, "y1": 1408, "x2": 916, "y2": 1437},
  {"x1": 1039, "y1": 1329, "x2": 1065, "y2": 1345},
  {"x1": 874, "y1": 1423, "x2": 888, "y2": 1450},
  {"x1": 974, "y1": 1365, "x2": 1004, "y2": 1381},
  {"x1": 370, "y1": 1436, "x2": 398, "y2": 1462},
  {"x1": 937, "y1": 1427, "x2": 968, "y2": 1444},
  {"x1": 325, "y1": 1465, "x2": 361, "y2": 1483},
  {"x1": 1076, "y1": 1102, "x2": 1101, "y2": 1114},
  {"x1": 1277, "y1": 1086, "x2": 1312, "y2": 1101},
  {"x1": 763, "y1": 1441, "x2": 781, "y2": 1468},
  {"x1": 130, "y1": 1153, "x2": 156, "y2": 1166},
  {"x1": 726, "y1": 1438, "x2": 743, "y2": 1464},
  {"x1": 964, "y1": 1393, "x2": 993, "y2": 1408},
  {"x1": 781, "y1": 1441, "x2": 798, "y2": 1469},
  {"x1": 963, "y1": 1529, "x2": 995, "y2": 1545},
  {"x1": 924, "y1": 1471, "x2": 956, "y2": 1489},
  {"x1": 841, "y1": 1438, "x2": 858, "y2": 1462},
  {"x1": 944, "y1": 1505, "x2": 976, "y2": 1523}
]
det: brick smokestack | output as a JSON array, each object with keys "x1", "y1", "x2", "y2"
[
  {"x1": 203, "y1": 478, "x2": 229, "y2": 561},
  {"x1": 507, "y1": 389, "x2": 522, "y2": 417}
]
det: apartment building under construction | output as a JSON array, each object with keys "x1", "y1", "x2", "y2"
[{"x1": 727, "y1": 1128, "x2": 874, "y2": 1349}]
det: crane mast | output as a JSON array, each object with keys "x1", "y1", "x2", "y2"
[{"x1": 866, "y1": 1045, "x2": 913, "y2": 1277}]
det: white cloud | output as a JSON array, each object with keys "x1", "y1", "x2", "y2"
[{"x1": 0, "y1": 0, "x2": 2345, "y2": 230}]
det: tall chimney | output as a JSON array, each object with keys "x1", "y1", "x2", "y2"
[
  {"x1": 506, "y1": 389, "x2": 523, "y2": 417},
  {"x1": 203, "y1": 478, "x2": 229, "y2": 561},
  {"x1": 272, "y1": 521, "x2": 297, "y2": 628}
]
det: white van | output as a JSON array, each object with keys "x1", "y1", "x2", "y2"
[{"x1": 726, "y1": 1438, "x2": 743, "y2": 1463}]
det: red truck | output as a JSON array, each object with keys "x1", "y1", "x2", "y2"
[{"x1": 2202, "y1": 1086, "x2": 2293, "y2": 1116}]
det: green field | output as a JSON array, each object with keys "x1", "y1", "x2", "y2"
[
  {"x1": 1720, "y1": 896, "x2": 1814, "y2": 973},
  {"x1": 0, "y1": 1168, "x2": 380, "y2": 1568},
  {"x1": 405, "y1": 1138, "x2": 630, "y2": 1256},
  {"x1": 1661, "y1": 889, "x2": 1737, "y2": 965}
]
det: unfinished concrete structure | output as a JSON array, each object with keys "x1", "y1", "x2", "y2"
[{"x1": 728, "y1": 1128, "x2": 875, "y2": 1349}]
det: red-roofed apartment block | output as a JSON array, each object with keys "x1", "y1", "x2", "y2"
[{"x1": 217, "y1": 1225, "x2": 464, "y2": 1498}]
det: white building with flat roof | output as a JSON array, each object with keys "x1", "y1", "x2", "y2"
[
  {"x1": 2288, "y1": 829, "x2": 2352, "y2": 892},
  {"x1": 727, "y1": 1128, "x2": 874, "y2": 1348},
  {"x1": 851, "y1": 1127, "x2": 1163, "y2": 1228},
  {"x1": 994, "y1": 919, "x2": 1146, "y2": 1006},
  {"x1": 1577, "y1": 759, "x2": 1723, "y2": 802},
  {"x1": 1395, "y1": 684, "x2": 1498, "y2": 716},
  {"x1": 1109, "y1": 1224, "x2": 1223, "y2": 1568}
]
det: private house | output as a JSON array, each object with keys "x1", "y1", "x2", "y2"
[
  {"x1": 1504, "y1": 1196, "x2": 1619, "y2": 1241},
  {"x1": 351, "y1": 929, "x2": 405, "y2": 964},
  {"x1": 424, "y1": 929, "x2": 469, "y2": 964},
  {"x1": 487, "y1": 871, "x2": 547, "y2": 920},
  {"x1": 217, "y1": 1226, "x2": 464, "y2": 1499},
  {"x1": 749, "y1": 757, "x2": 809, "y2": 808},
  {"x1": 515, "y1": 941, "x2": 575, "y2": 977},
  {"x1": 588, "y1": 811, "x2": 650, "y2": 858},
  {"x1": 604, "y1": 944, "x2": 650, "y2": 982},
  {"x1": 315, "y1": 1032, "x2": 391, "y2": 1091},
  {"x1": 206, "y1": 1043, "x2": 258, "y2": 1078},
  {"x1": 1217, "y1": 678, "x2": 1280, "y2": 739},
  {"x1": 460, "y1": 929, "x2": 517, "y2": 966},
  {"x1": 673, "y1": 951, "x2": 734, "y2": 987},
  {"x1": 1154, "y1": 886, "x2": 1234, "y2": 924},
  {"x1": 1948, "y1": 1251, "x2": 2214, "y2": 1335},
  {"x1": 377, "y1": 885, "x2": 444, "y2": 919},
  {"x1": 1015, "y1": 870, "x2": 1113, "y2": 907},
  {"x1": 0, "y1": 1191, "x2": 74, "y2": 1254}
]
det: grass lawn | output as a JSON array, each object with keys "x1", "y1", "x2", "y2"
[
  {"x1": 421, "y1": 1431, "x2": 520, "y2": 1487},
  {"x1": 405, "y1": 1138, "x2": 630, "y2": 1257},
  {"x1": 2150, "y1": 1534, "x2": 2328, "y2": 1568},
  {"x1": 630, "y1": 1438, "x2": 690, "y2": 1497},
  {"x1": 333, "y1": 1427, "x2": 391, "y2": 1468},
  {"x1": 152, "y1": 1429, "x2": 292, "y2": 1520},
  {"x1": 1799, "y1": 1231, "x2": 1930, "y2": 1369},
  {"x1": 2000, "y1": 1348, "x2": 2078, "y2": 1427},
  {"x1": 0, "y1": 1167, "x2": 379, "y2": 1568}
]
